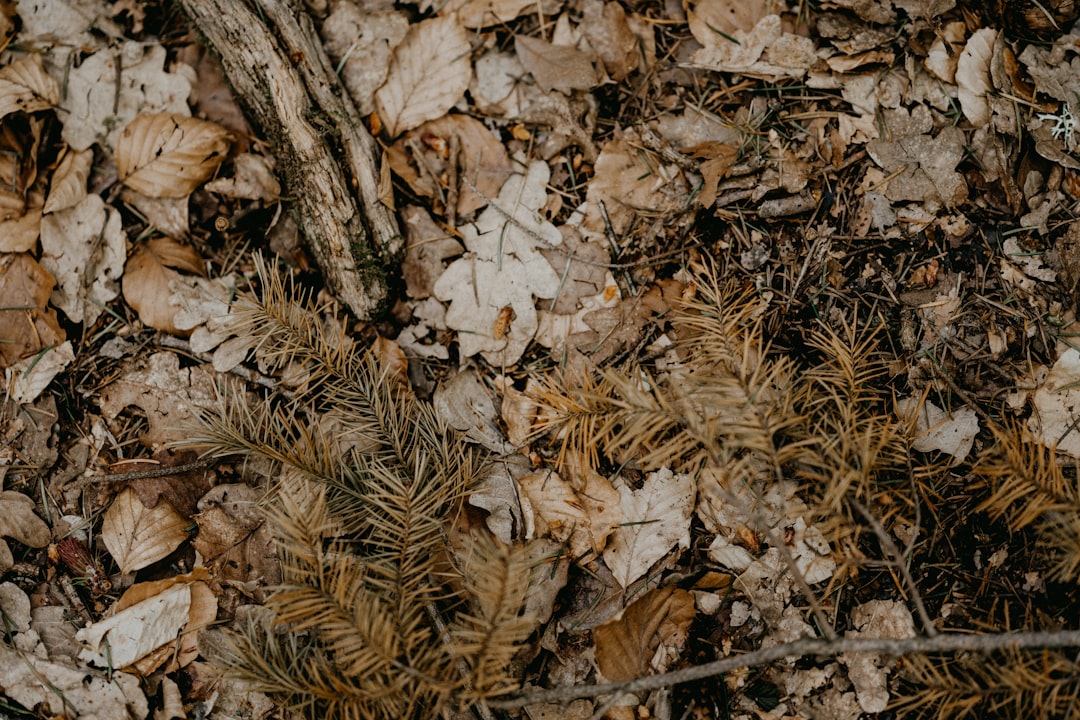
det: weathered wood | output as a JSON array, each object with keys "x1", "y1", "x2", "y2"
[{"x1": 178, "y1": 0, "x2": 400, "y2": 319}]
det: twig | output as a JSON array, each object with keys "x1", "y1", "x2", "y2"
[
  {"x1": 849, "y1": 497, "x2": 938, "y2": 637},
  {"x1": 487, "y1": 629, "x2": 1080, "y2": 708},
  {"x1": 96, "y1": 459, "x2": 217, "y2": 483}
]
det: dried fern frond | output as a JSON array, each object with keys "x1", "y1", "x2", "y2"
[{"x1": 182, "y1": 256, "x2": 535, "y2": 719}]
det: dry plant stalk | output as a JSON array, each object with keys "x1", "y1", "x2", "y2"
[{"x1": 184, "y1": 257, "x2": 533, "y2": 719}]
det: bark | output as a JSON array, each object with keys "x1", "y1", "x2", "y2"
[{"x1": 178, "y1": 0, "x2": 401, "y2": 320}]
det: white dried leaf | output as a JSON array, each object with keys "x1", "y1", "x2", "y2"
[
  {"x1": 101, "y1": 487, "x2": 189, "y2": 574},
  {"x1": 40, "y1": 194, "x2": 127, "y2": 326},
  {"x1": 897, "y1": 397, "x2": 979, "y2": 463},
  {"x1": 433, "y1": 160, "x2": 562, "y2": 365},
  {"x1": 1030, "y1": 346, "x2": 1080, "y2": 458},
  {"x1": 956, "y1": 28, "x2": 996, "y2": 128},
  {"x1": 374, "y1": 15, "x2": 471, "y2": 137},
  {"x1": 77, "y1": 583, "x2": 192, "y2": 667},
  {"x1": 61, "y1": 42, "x2": 192, "y2": 152},
  {"x1": 4, "y1": 341, "x2": 75, "y2": 405},
  {"x1": 0, "y1": 54, "x2": 59, "y2": 121},
  {"x1": 603, "y1": 468, "x2": 695, "y2": 587},
  {"x1": 116, "y1": 113, "x2": 232, "y2": 198},
  {"x1": 518, "y1": 469, "x2": 621, "y2": 558}
]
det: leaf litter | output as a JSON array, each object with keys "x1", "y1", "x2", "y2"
[{"x1": 2, "y1": 0, "x2": 1080, "y2": 717}]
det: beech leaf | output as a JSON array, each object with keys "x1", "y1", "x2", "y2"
[
  {"x1": 101, "y1": 488, "x2": 189, "y2": 575},
  {"x1": 122, "y1": 237, "x2": 206, "y2": 334},
  {"x1": 0, "y1": 491, "x2": 52, "y2": 548},
  {"x1": 115, "y1": 113, "x2": 232, "y2": 198},
  {"x1": 593, "y1": 586, "x2": 696, "y2": 681},
  {"x1": 374, "y1": 15, "x2": 471, "y2": 137},
  {"x1": 0, "y1": 54, "x2": 59, "y2": 121},
  {"x1": 514, "y1": 35, "x2": 598, "y2": 93}
]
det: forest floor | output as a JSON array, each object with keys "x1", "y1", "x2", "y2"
[{"x1": 2, "y1": 0, "x2": 1080, "y2": 718}]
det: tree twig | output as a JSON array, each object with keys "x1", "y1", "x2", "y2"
[{"x1": 488, "y1": 629, "x2": 1080, "y2": 708}]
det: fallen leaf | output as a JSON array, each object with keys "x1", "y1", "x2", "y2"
[
  {"x1": 97, "y1": 351, "x2": 219, "y2": 447},
  {"x1": 593, "y1": 585, "x2": 696, "y2": 681},
  {"x1": 839, "y1": 600, "x2": 916, "y2": 713},
  {"x1": 39, "y1": 194, "x2": 126, "y2": 326},
  {"x1": 123, "y1": 237, "x2": 206, "y2": 334},
  {"x1": 320, "y1": 5, "x2": 408, "y2": 116},
  {"x1": 0, "y1": 54, "x2": 58, "y2": 121},
  {"x1": 1029, "y1": 346, "x2": 1080, "y2": 458},
  {"x1": 690, "y1": 13, "x2": 819, "y2": 79},
  {"x1": 374, "y1": 15, "x2": 472, "y2": 137},
  {"x1": 43, "y1": 146, "x2": 92, "y2": 214},
  {"x1": 866, "y1": 107, "x2": 967, "y2": 211},
  {"x1": 897, "y1": 396, "x2": 979, "y2": 464},
  {"x1": 203, "y1": 152, "x2": 281, "y2": 201},
  {"x1": 191, "y1": 483, "x2": 265, "y2": 560},
  {"x1": 434, "y1": 369, "x2": 512, "y2": 452},
  {"x1": 0, "y1": 643, "x2": 147, "y2": 718},
  {"x1": 61, "y1": 42, "x2": 192, "y2": 152},
  {"x1": 4, "y1": 341, "x2": 75, "y2": 404},
  {"x1": 77, "y1": 582, "x2": 193, "y2": 668},
  {"x1": 115, "y1": 112, "x2": 232, "y2": 198},
  {"x1": 0, "y1": 491, "x2": 51, "y2": 548},
  {"x1": 517, "y1": 468, "x2": 621, "y2": 558},
  {"x1": 400, "y1": 205, "x2": 464, "y2": 298},
  {"x1": 433, "y1": 160, "x2": 563, "y2": 365},
  {"x1": 387, "y1": 114, "x2": 514, "y2": 216},
  {"x1": 514, "y1": 35, "x2": 599, "y2": 93},
  {"x1": 956, "y1": 28, "x2": 996, "y2": 128},
  {"x1": 440, "y1": 0, "x2": 561, "y2": 28},
  {"x1": 101, "y1": 487, "x2": 189, "y2": 575},
  {"x1": 603, "y1": 468, "x2": 695, "y2": 587},
  {"x1": 582, "y1": 0, "x2": 641, "y2": 81},
  {"x1": 0, "y1": 253, "x2": 65, "y2": 369}
]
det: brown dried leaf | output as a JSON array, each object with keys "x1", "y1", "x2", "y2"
[
  {"x1": 514, "y1": 35, "x2": 599, "y2": 93},
  {"x1": 375, "y1": 15, "x2": 472, "y2": 137},
  {"x1": 593, "y1": 586, "x2": 696, "y2": 681},
  {"x1": 43, "y1": 147, "x2": 92, "y2": 214},
  {"x1": 0, "y1": 253, "x2": 64, "y2": 369},
  {"x1": 0, "y1": 55, "x2": 59, "y2": 121},
  {"x1": 440, "y1": 0, "x2": 562, "y2": 28},
  {"x1": 115, "y1": 113, "x2": 232, "y2": 198},
  {"x1": 122, "y1": 237, "x2": 205, "y2": 334},
  {"x1": 0, "y1": 491, "x2": 51, "y2": 548},
  {"x1": 101, "y1": 487, "x2": 189, "y2": 575},
  {"x1": 387, "y1": 114, "x2": 513, "y2": 217},
  {"x1": 400, "y1": 205, "x2": 464, "y2": 299},
  {"x1": 583, "y1": 0, "x2": 641, "y2": 81}
]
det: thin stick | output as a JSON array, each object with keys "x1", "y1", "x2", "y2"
[{"x1": 487, "y1": 629, "x2": 1080, "y2": 708}]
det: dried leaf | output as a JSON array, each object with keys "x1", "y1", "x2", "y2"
[
  {"x1": 387, "y1": 114, "x2": 514, "y2": 216},
  {"x1": 203, "y1": 152, "x2": 281, "y2": 201},
  {"x1": 97, "y1": 351, "x2": 219, "y2": 447},
  {"x1": 514, "y1": 35, "x2": 599, "y2": 93},
  {"x1": 440, "y1": 0, "x2": 562, "y2": 28},
  {"x1": 115, "y1": 112, "x2": 232, "y2": 198},
  {"x1": 603, "y1": 468, "x2": 694, "y2": 587},
  {"x1": 593, "y1": 586, "x2": 696, "y2": 681},
  {"x1": 374, "y1": 15, "x2": 472, "y2": 137},
  {"x1": 0, "y1": 54, "x2": 58, "y2": 121},
  {"x1": 0, "y1": 253, "x2": 64, "y2": 369},
  {"x1": 43, "y1": 147, "x2": 92, "y2": 214},
  {"x1": 1029, "y1": 346, "x2": 1080, "y2": 458},
  {"x1": 122, "y1": 237, "x2": 206, "y2": 334},
  {"x1": 321, "y1": 6, "x2": 408, "y2": 116},
  {"x1": 101, "y1": 487, "x2": 189, "y2": 575},
  {"x1": 0, "y1": 491, "x2": 51, "y2": 548},
  {"x1": 582, "y1": 0, "x2": 640, "y2": 81},
  {"x1": 433, "y1": 161, "x2": 563, "y2": 365},
  {"x1": 77, "y1": 582, "x2": 193, "y2": 668},
  {"x1": 40, "y1": 194, "x2": 126, "y2": 326},
  {"x1": 400, "y1": 205, "x2": 464, "y2": 298},
  {"x1": 517, "y1": 469, "x2": 621, "y2": 558},
  {"x1": 956, "y1": 28, "x2": 996, "y2": 128}
]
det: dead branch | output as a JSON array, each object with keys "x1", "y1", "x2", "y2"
[
  {"x1": 177, "y1": 0, "x2": 400, "y2": 320},
  {"x1": 488, "y1": 629, "x2": 1080, "y2": 708}
]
